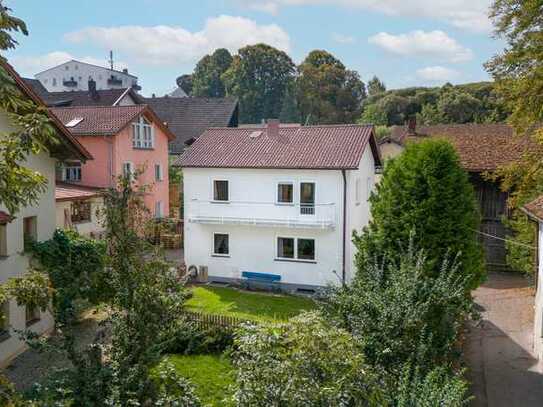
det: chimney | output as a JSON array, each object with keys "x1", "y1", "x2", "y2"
[
  {"x1": 123, "y1": 68, "x2": 128, "y2": 74},
  {"x1": 407, "y1": 116, "x2": 416, "y2": 136},
  {"x1": 267, "y1": 119, "x2": 280, "y2": 138},
  {"x1": 88, "y1": 79, "x2": 98, "y2": 100}
]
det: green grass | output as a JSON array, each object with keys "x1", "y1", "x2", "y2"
[
  {"x1": 164, "y1": 354, "x2": 235, "y2": 406},
  {"x1": 185, "y1": 286, "x2": 315, "y2": 323}
]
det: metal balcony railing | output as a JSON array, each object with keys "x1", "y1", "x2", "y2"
[{"x1": 187, "y1": 200, "x2": 336, "y2": 230}]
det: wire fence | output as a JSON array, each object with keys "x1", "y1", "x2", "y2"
[{"x1": 182, "y1": 310, "x2": 249, "y2": 331}]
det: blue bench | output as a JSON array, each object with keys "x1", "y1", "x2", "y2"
[{"x1": 241, "y1": 271, "x2": 281, "y2": 291}]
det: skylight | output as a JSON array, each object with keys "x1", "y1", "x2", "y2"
[
  {"x1": 65, "y1": 117, "x2": 84, "y2": 128},
  {"x1": 249, "y1": 131, "x2": 262, "y2": 138}
]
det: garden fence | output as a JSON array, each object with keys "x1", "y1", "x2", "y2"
[{"x1": 182, "y1": 310, "x2": 249, "y2": 331}]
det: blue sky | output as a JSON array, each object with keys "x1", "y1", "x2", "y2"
[{"x1": 5, "y1": 0, "x2": 503, "y2": 97}]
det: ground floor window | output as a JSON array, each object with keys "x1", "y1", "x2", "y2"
[
  {"x1": 213, "y1": 233, "x2": 229, "y2": 256},
  {"x1": 277, "y1": 237, "x2": 315, "y2": 261},
  {"x1": 23, "y1": 216, "x2": 37, "y2": 243},
  {"x1": 0, "y1": 302, "x2": 9, "y2": 340},
  {"x1": 71, "y1": 200, "x2": 92, "y2": 223},
  {"x1": 25, "y1": 305, "x2": 40, "y2": 327}
]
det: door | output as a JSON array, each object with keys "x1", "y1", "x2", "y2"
[{"x1": 300, "y1": 182, "x2": 315, "y2": 215}]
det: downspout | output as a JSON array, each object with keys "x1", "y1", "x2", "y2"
[{"x1": 341, "y1": 169, "x2": 347, "y2": 286}]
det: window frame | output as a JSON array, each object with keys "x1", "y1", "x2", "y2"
[
  {"x1": 299, "y1": 181, "x2": 316, "y2": 216},
  {"x1": 212, "y1": 232, "x2": 230, "y2": 257},
  {"x1": 276, "y1": 181, "x2": 294, "y2": 205},
  {"x1": 355, "y1": 177, "x2": 362, "y2": 205},
  {"x1": 155, "y1": 163, "x2": 163, "y2": 182},
  {"x1": 155, "y1": 201, "x2": 163, "y2": 218},
  {"x1": 0, "y1": 301, "x2": 10, "y2": 341},
  {"x1": 64, "y1": 162, "x2": 82, "y2": 182},
  {"x1": 0, "y1": 224, "x2": 7, "y2": 257},
  {"x1": 71, "y1": 200, "x2": 92, "y2": 224},
  {"x1": 275, "y1": 236, "x2": 316, "y2": 263},
  {"x1": 122, "y1": 161, "x2": 135, "y2": 180},
  {"x1": 25, "y1": 304, "x2": 40, "y2": 327},
  {"x1": 212, "y1": 179, "x2": 229, "y2": 203},
  {"x1": 23, "y1": 216, "x2": 37, "y2": 243},
  {"x1": 132, "y1": 116, "x2": 154, "y2": 149}
]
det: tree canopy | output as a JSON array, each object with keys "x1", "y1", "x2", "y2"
[
  {"x1": 222, "y1": 43, "x2": 296, "y2": 124},
  {"x1": 192, "y1": 48, "x2": 233, "y2": 98},
  {"x1": 367, "y1": 75, "x2": 386, "y2": 96}
]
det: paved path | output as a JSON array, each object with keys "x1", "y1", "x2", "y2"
[{"x1": 464, "y1": 272, "x2": 543, "y2": 406}]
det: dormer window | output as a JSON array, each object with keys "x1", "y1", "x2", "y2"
[{"x1": 132, "y1": 116, "x2": 154, "y2": 149}]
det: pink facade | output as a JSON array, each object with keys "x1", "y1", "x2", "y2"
[{"x1": 77, "y1": 113, "x2": 170, "y2": 217}]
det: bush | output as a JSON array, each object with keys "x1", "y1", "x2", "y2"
[
  {"x1": 161, "y1": 322, "x2": 234, "y2": 355},
  {"x1": 320, "y1": 242, "x2": 474, "y2": 375},
  {"x1": 232, "y1": 312, "x2": 383, "y2": 406},
  {"x1": 360, "y1": 139, "x2": 484, "y2": 290}
]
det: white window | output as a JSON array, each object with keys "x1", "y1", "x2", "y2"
[
  {"x1": 277, "y1": 182, "x2": 293, "y2": 204},
  {"x1": 63, "y1": 162, "x2": 82, "y2": 182},
  {"x1": 277, "y1": 237, "x2": 315, "y2": 261},
  {"x1": 366, "y1": 178, "x2": 373, "y2": 200},
  {"x1": 355, "y1": 178, "x2": 362, "y2": 205},
  {"x1": 132, "y1": 116, "x2": 154, "y2": 149},
  {"x1": 155, "y1": 164, "x2": 163, "y2": 182},
  {"x1": 123, "y1": 162, "x2": 134, "y2": 180},
  {"x1": 213, "y1": 180, "x2": 229, "y2": 202},
  {"x1": 213, "y1": 233, "x2": 229, "y2": 256},
  {"x1": 155, "y1": 201, "x2": 163, "y2": 218},
  {"x1": 300, "y1": 182, "x2": 315, "y2": 215},
  {"x1": 52, "y1": 78, "x2": 57, "y2": 87}
]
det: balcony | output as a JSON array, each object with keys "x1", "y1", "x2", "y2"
[
  {"x1": 63, "y1": 79, "x2": 78, "y2": 88},
  {"x1": 187, "y1": 200, "x2": 336, "y2": 230},
  {"x1": 108, "y1": 76, "x2": 123, "y2": 86}
]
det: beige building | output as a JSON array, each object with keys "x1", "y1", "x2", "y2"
[{"x1": 0, "y1": 61, "x2": 92, "y2": 367}]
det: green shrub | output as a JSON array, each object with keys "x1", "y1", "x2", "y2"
[
  {"x1": 232, "y1": 312, "x2": 383, "y2": 406},
  {"x1": 360, "y1": 139, "x2": 485, "y2": 290},
  {"x1": 161, "y1": 322, "x2": 234, "y2": 355}
]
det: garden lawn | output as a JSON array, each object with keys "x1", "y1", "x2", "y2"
[
  {"x1": 185, "y1": 286, "x2": 315, "y2": 322},
  {"x1": 164, "y1": 354, "x2": 235, "y2": 406}
]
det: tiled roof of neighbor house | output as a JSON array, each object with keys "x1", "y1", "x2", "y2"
[
  {"x1": 176, "y1": 124, "x2": 381, "y2": 169},
  {"x1": 389, "y1": 124, "x2": 537, "y2": 172},
  {"x1": 0, "y1": 211, "x2": 14, "y2": 224},
  {"x1": 22, "y1": 78, "x2": 48, "y2": 96},
  {"x1": 143, "y1": 96, "x2": 239, "y2": 154},
  {"x1": 1, "y1": 60, "x2": 92, "y2": 161},
  {"x1": 50, "y1": 105, "x2": 147, "y2": 135},
  {"x1": 55, "y1": 183, "x2": 102, "y2": 202},
  {"x1": 523, "y1": 195, "x2": 543, "y2": 222}
]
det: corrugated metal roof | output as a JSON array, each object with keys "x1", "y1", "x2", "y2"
[{"x1": 176, "y1": 124, "x2": 379, "y2": 170}]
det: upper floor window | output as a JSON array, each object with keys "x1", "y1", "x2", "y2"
[
  {"x1": 355, "y1": 178, "x2": 361, "y2": 205},
  {"x1": 155, "y1": 164, "x2": 164, "y2": 182},
  {"x1": 277, "y1": 182, "x2": 293, "y2": 204},
  {"x1": 123, "y1": 162, "x2": 135, "y2": 180},
  {"x1": 155, "y1": 201, "x2": 163, "y2": 218},
  {"x1": 300, "y1": 182, "x2": 315, "y2": 215},
  {"x1": 65, "y1": 65, "x2": 69, "y2": 71},
  {"x1": 132, "y1": 116, "x2": 154, "y2": 149},
  {"x1": 52, "y1": 78, "x2": 57, "y2": 87},
  {"x1": 64, "y1": 162, "x2": 81, "y2": 182},
  {"x1": 213, "y1": 180, "x2": 229, "y2": 202}
]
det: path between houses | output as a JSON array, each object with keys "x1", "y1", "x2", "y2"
[{"x1": 464, "y1": 272, "x2": 543, "y2": 406}]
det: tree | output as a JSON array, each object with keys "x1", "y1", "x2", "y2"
[
  {"x1": 233, "y1": 312, "x2": 383, "y2": 406},
  {"x1": 0, "y1": 2, "x2": 59, "y2": 215},
  {"x1": 367, "y1": 75, "x2": 386, "y2": 96},
  {"x1": 359, "y1": 103, "x2": 387, "y2": 126},
  {"x1": 437, "y1": 90, "x2": 483, "y2": 123},
  {"x1": 296, "y1": 50, "x2": 365, "y2": 124},
  {"x1": 176, "y1": 74, "x2": 193, "y2": 95},
  {"x1": 192, "y1": 48, "x2": 233, "y2": 97},
  {"x1": 417, "y1": 103, "x2": 444, "y2": 125},
  {"x1": 485, "y1": 0, "x2": 543, "y2": 274},
  {"x1": 359, "y1": 139, "x2": 484, "y2": 289},
  {"x1": 222, "y1": 44, "x2": 295, "y2": 123}
]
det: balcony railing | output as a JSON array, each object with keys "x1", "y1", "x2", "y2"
[
  {"x1": 63, "y1": 79, "x2": 78, "y2": 87},
  {"x1": 187, "y1": 200, "x2": 336, "y2": 230}
]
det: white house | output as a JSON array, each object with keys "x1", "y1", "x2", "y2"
[
  {"x1": 176, "y1": 120, "x2": 382, "y2": 293},
  {"x1": 0, "y1": 61, "x2": 92, "y2": 367},
  {"x1": 522, "y1": 196, "x2": 543, "y2": 361},
  {"x1": 35, "y1": 60, "x2": 139, "y2": 92}
]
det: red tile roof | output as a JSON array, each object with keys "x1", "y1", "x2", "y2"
[
  {"x1": 176, "y1": 124, "x2": 381, "y2": 169},
  {"x1": 389, "y1": 124, "x2": 538, "y2": 172},
  {"x1": 50, "y1": 105, "x2": 147, "y2": 136},
  {"x1": 523, "y1": 195, "x2": 543, "y2": 222},
  {"x1": 0, "y1": 211, "x2": 14, "y2": 225},
  {"x1": 55, "y1": 182, "x2": 102, "y2": 202}
]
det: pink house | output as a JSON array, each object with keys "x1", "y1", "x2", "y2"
[{"x1": 51, "y1": 105, "x2": 174, "y2": 217}]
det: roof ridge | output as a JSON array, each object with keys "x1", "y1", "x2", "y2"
[{"x1": 50, "y1": 104, "x2": 146, "y2": 110}]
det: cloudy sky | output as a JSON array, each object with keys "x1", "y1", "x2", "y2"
[{"x1": 5, "y1": 0, "x2": 502, "y2": 96}]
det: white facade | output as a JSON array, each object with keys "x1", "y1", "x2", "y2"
[
  {"x1": 35, "y1": 60, "x2": 138, "y2": 92},
  {"x1": 534, "y1": 223, "x2": 543, "y2": 360},
  {"x1": 0, "y1": 114, "x2": 55, "y2": 367},
  {"x1": 183, "y1": 147, "x2": 376, "y2": 291}
]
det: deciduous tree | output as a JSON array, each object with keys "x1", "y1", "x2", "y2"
[{"x1": 192, "y1": 48, "x2": 233, "y2": 98}]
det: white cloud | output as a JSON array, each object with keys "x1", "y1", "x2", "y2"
[
  {"x1": 64, "y1": 15, "x2": 291, "y2": 67},
  {"x1": 9, "y1": 51, "x2": 127, "y2": 77},
  {"x1": 368, "y1": 30, "x2": 473, "y2": 63},
  {"x1": 332, "y1": 33, "x2": 356, "y2": 44},
  {"x1": 237, "y1": 0, "x2": 492, "y2": 32},
  {"x1": 416, "y1": 66, "x2": 459, "y2": 82}
]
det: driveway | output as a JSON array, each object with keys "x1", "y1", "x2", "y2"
[{"x1": 464, "y1": 272, "x2": 543, "y2": 406}]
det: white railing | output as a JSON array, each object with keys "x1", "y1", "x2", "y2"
[{"x1": 187, "y1": 200, "x2": 337, "y2": 229}]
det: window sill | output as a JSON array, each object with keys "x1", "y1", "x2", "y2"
[
  {"x1": 25, "y1": 318, "x2": 41, "y2": 328},
  {"x1": 72, "y1": 220, "x2": 92, "y2": 225},
  {"x1": 212, "y1": 254, "x2": 230, "y2": 258},
  {"x1": 211, "y1": 200, "x2": 230, "y2": 204},
  {"x1": 0, "y1": 331, "x2": 10, "y2": 343},
  {"x1": 275, "y1": 202, "x2": 294, "y2": 206},
  {"x1": 274, "y1": 258, "x2": 316, "y2": 264},
  {"x1": 132, "y1": 146, "x2": 155, "y2": 150}
]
